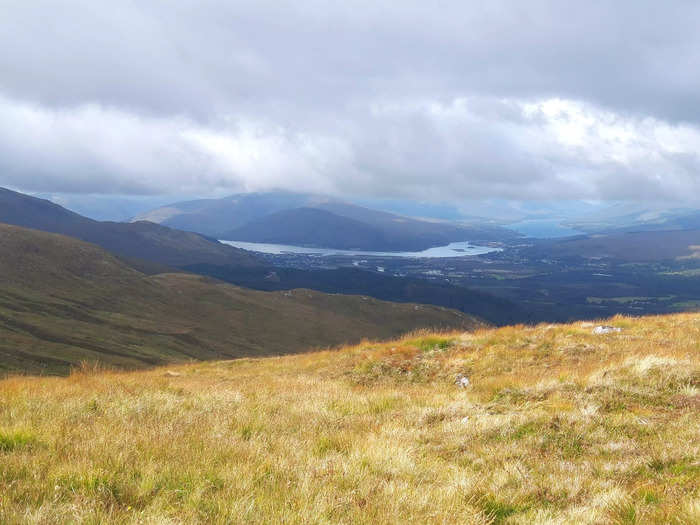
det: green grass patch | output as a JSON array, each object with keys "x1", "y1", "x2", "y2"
[
  {"x1": 511, "y1": 421, "x2": 542, "y2": 440},
  {"x1": 490, "y1": 387, "x2": 540, "y2": 405},
  {"x1": 639, "y1": 489, "x2": 660, "y2": 505},
  {"x1": 368, "y1": 395, "x2": 403, "y2": 414},
  {"x1": 480, "y1": 496, "x2": 527, "y2": 524},
  {"x1": 236, "y1": 421, "x2": 265, "y2": 441},
  {"x1": 539, "y1": 421, "x2": 586, "y2": 459},
  {"x1": 0, "y1": 430, "x2": 38, "y2": 452},
  {"x1": 648, "y1": 457, "x2": 700, "y2": 477},
  {"x1": 313, "y1": 435, "x2": 347, "y2": 456},
  {"x1": 607, "y1": 499, "x2": 637, "y2": 524},
  {"x1": 409, "y1": 336, "x2": 454, "y2": 352},
  {"x1": 240, "y1": 425, "x2": 254, "y2": 441}
]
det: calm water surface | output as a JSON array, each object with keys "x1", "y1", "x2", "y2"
[{"x1": 221, "y1": 240, "x2": 500, "y2": 258}]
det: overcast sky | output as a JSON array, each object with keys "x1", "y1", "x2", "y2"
[{"x1": 2, "y1": 0, "x2": 700, "y2": 202}]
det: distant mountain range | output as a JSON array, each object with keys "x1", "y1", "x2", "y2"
[
  {"x1": 224, "y1": 207, "x2": 392, "y2": 250},
  {"x1": 566, "y1": 203, "x2": 700, "y2": 234},
  {"x1": 134, "y1": 191, "x2": 519, "y2": 251},
  {"x1": 0, "y1": 187, "x2": 527, "y2": 326},
  {"x1": 0, "y1": 224, "x2": 480, "y2": 374},
  {"x1": 0, "y1": 187, "x2": 259, "y2": 268},
  {"x1": 528, "y1": 229, "x2": 700, "y2": 261}
]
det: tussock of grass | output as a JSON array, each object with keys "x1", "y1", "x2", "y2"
[
  {"x1": 0, "y1": 430, "x2": 37, "y2": 452},
  {"x1": 0, "y1": 313, "x2": 698, "y2": 523}
]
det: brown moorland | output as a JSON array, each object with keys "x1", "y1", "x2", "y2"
[{"x1": 0, "y1": 312, "x2": 698, "y2": 523}]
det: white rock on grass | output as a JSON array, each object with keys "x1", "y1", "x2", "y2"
[
  {"x1": 592, "y1": 325, "x2": 622, "y2": 335},
  {"x1": 455, "y1": 374, "x2": 471, "y2": 388}
]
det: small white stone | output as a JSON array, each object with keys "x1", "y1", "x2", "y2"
[
  {"x1": 455, "y1": 374, "x2": 470, "y2": 388},
  {"x1": 593, "y1": 325, "x2": 622, "y2": 335}
]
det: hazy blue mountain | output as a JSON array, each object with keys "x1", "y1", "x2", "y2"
[
  {"x1": 526, "y1": 228, "x2": 700, "y2": 261},
  {"x1": 567, "y1": 203, "x2": 700, "y2": 233},
  {"x1": 133, "y1": 191, "x2": 324, "y2": 236},
  {"x1": 223, "y1": 208, "x2": 391, "y2": 250},
  {"x1": 33, "y1": 193, "x2": 180, "y2": 222},
  {"x1": 136, "y1": 191, "x2": 519, "y2": 250},
  {"x1": 310, "y1": 201, "x2": 517, "y2": 249},
  {"x1": 353, "y1": 198, "x2": 472, "y2": 221}
]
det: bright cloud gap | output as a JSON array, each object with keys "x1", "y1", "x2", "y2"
[{"x1": 2, "y1": 92, "x2": 700, "y2": 203}]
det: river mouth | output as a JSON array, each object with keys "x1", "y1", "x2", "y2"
[{"x1": 220, "y1": 240, "x2": 501, "y2": 258}]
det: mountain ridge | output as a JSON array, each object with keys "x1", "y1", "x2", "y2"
[
  {"x1": 0, "y1": 187, "x2": 259, "y2": 268},
  {"x1": 222, "y1": 207, "x2": 392, "y2": 250},
  {"x1": 135, "y1": 191, "x2": 519, "y2": 251}
]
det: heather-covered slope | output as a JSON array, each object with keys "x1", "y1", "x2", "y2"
[{"x1": 0, "y1": 224, "x2": 481, "y2": 374}]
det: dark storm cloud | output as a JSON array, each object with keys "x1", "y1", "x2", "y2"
[{"x1": 1, "y1": 1, "x2": 700, "y2": 200}]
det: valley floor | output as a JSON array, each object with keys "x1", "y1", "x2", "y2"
[{"x1": 1, "y1": 313, "x2": 699, "y2": 524}]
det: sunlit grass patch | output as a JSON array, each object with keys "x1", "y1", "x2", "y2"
[
  {"x1": 0, "y1": 312, "x2": 698, "y2": 523},
  {"x1": 313, "y1": 435, "x2": 349, "y2": 456},
  {"x1": 479, "y1": 496, "x2": 529, "y2": 524},
  {"x1": 0, "y1": 430, "x2": 38, "y2": 452},
  {"x1": 407, "y1": 335, "x2": 456, "y2": 352}
]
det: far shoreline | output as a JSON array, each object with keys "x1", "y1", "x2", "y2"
[{"x1": 220, "y1": 239, "x2": 502, "y2": 259}]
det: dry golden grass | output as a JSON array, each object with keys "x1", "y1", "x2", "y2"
[{"x1": 1, "y1": 313, "x2": 698, "y2": 524}]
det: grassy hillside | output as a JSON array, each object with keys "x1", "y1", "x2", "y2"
[
  {"x1": 186, "y1": 264, "x2": 526, "y2": 325},
  {"x1": 0, "y1": 313, "x2": 697, "y2": 523},
  {"x1": 0, "y1": 224, "x2": 480, "y2": 374}
]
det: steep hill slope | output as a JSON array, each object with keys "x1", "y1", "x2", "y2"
[
  {"x1": 0, "y1": 313, "x2": 697, "y2": 523},
  {"x1": 0, "y1": 188, "x2": 259, "y2": 267},
  {"x1": 0, "y1": 224, "x2": 480, "y2": 374}
]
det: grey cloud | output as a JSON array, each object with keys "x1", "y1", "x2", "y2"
[
  {"x1": 1, "y1": 1, "x2": 700, "y2": 201},
  {"x1": 3, "y1": 1, "x2": 699, "y2": 122}
]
